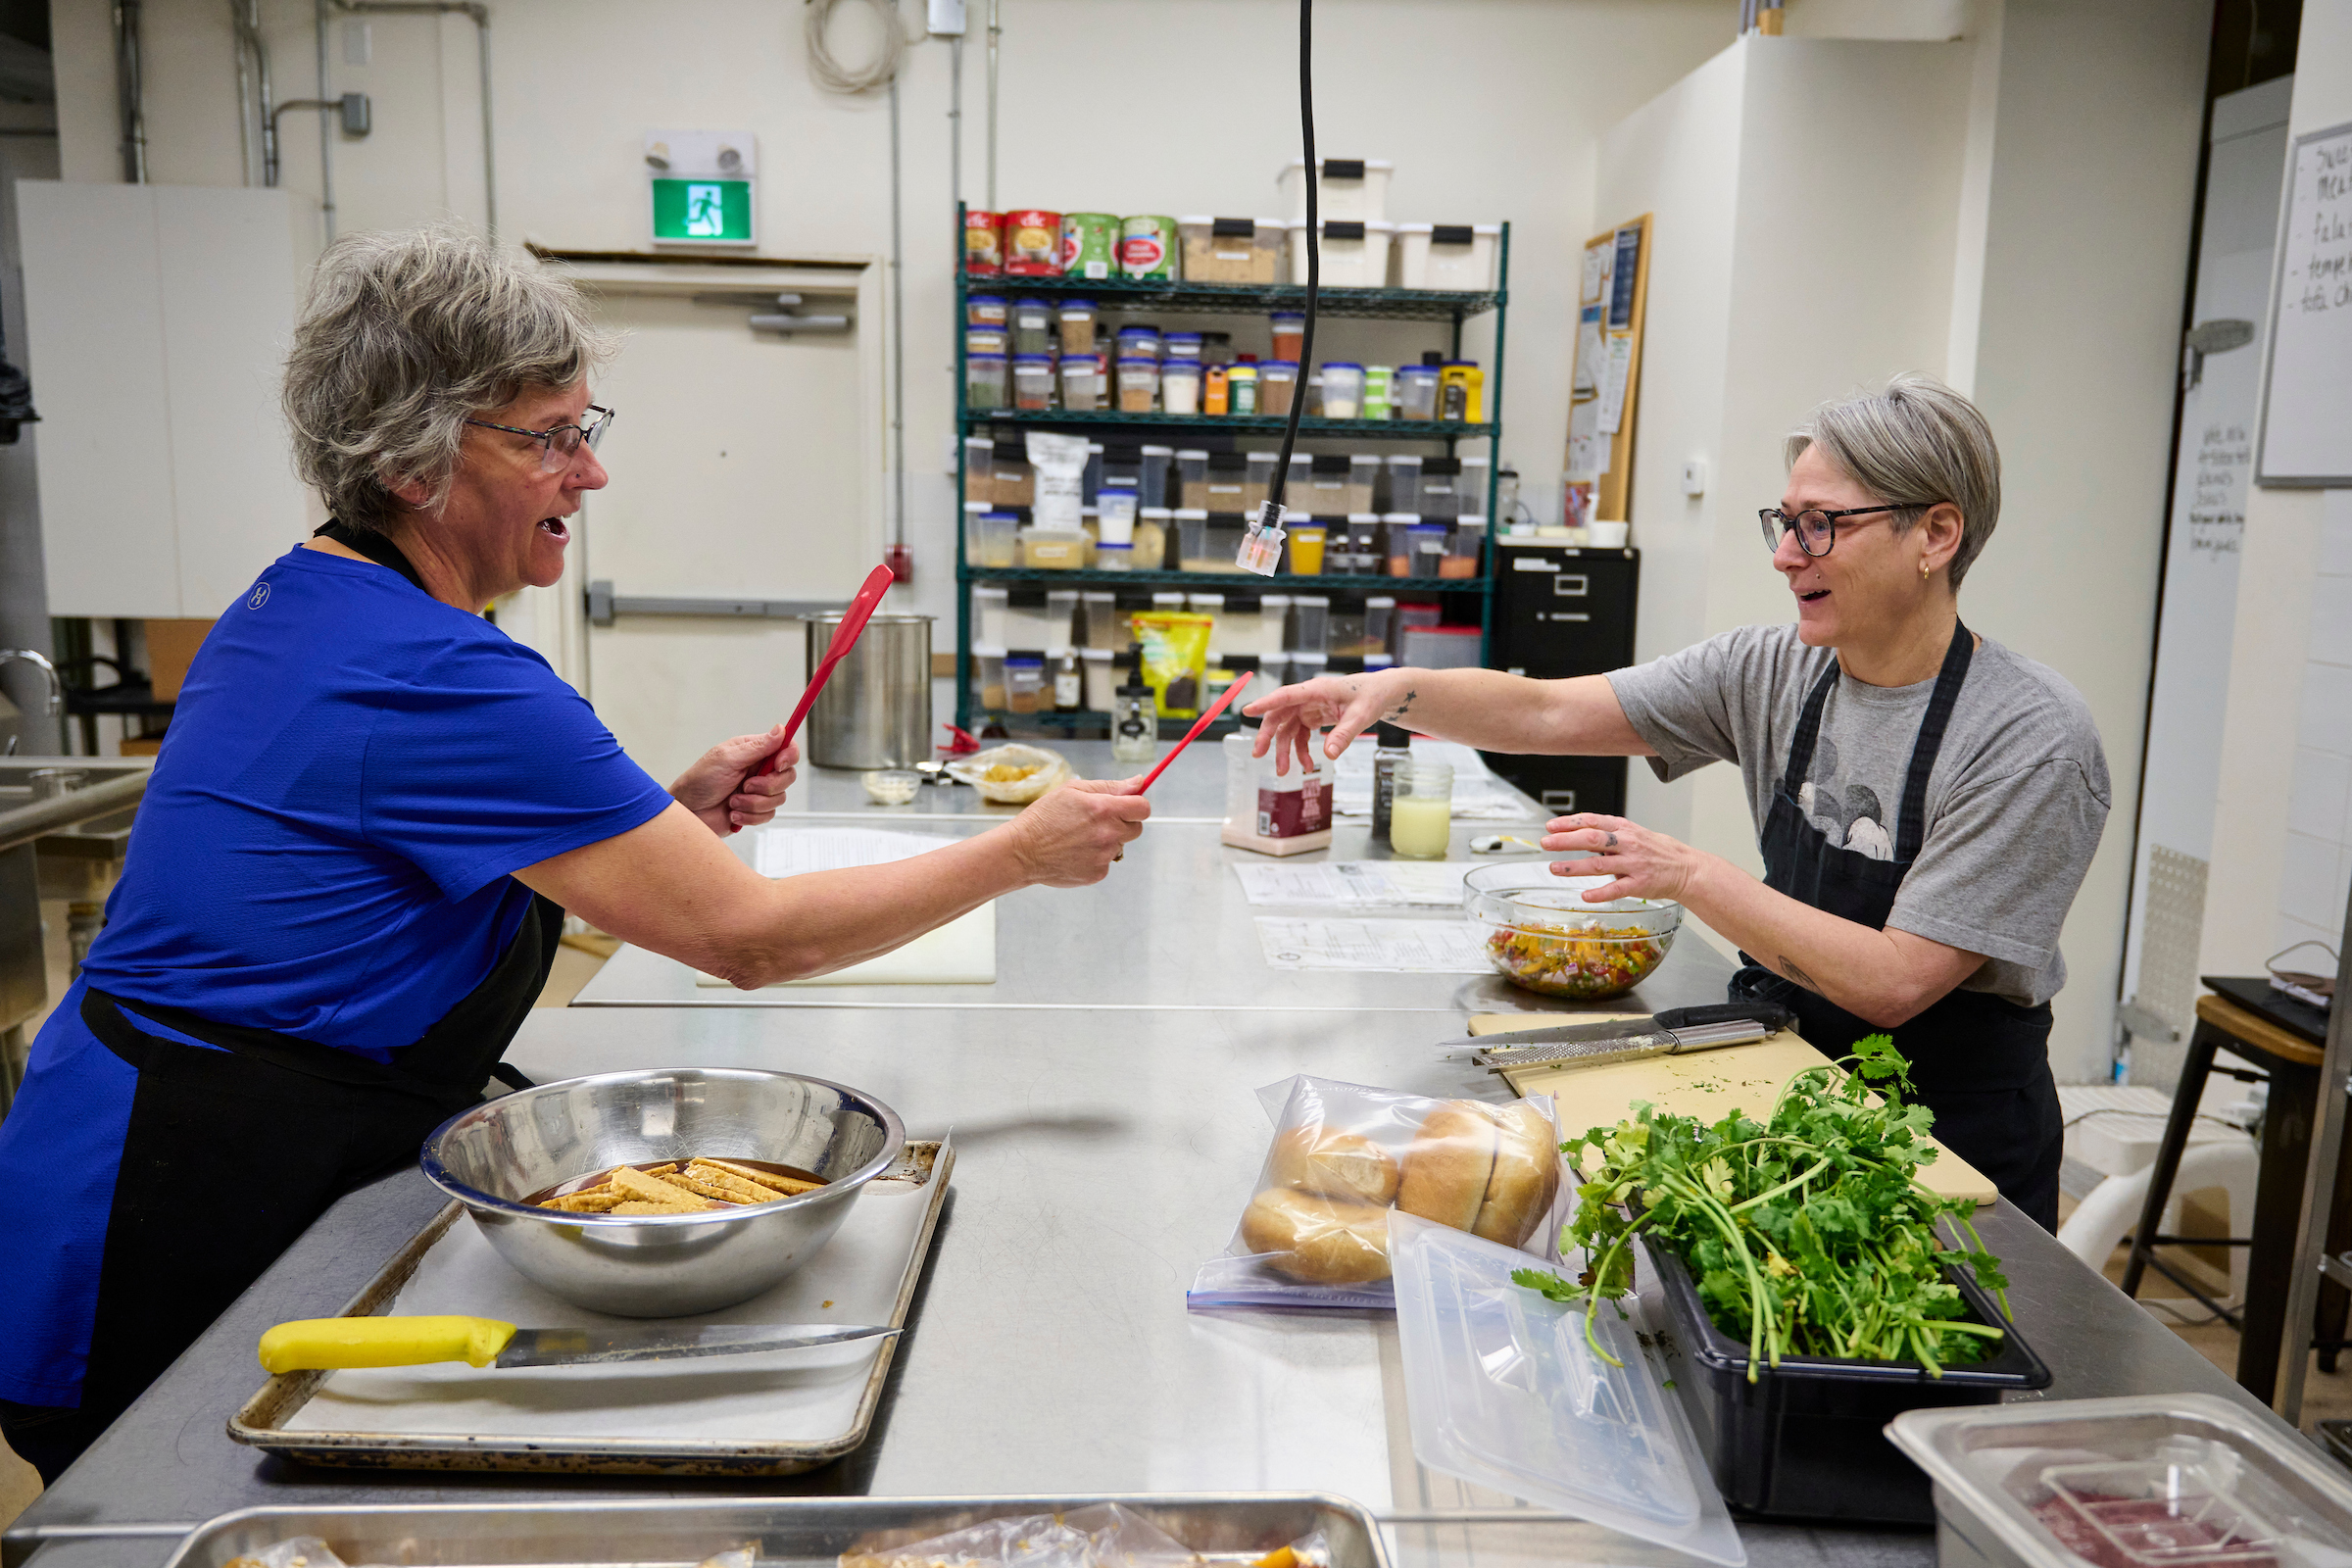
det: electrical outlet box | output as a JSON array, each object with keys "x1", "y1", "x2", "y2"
[
  {"x1": 928, "y1": 0, "x2": 967, "y2": 34},
  {"x1": 1681, "y1": 458, "x2": 1708, "y2": 498}
]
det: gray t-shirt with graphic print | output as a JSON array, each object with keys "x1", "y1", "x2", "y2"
[{"x1": 1605, "y1": 623, "x2": 2111, "y2": 1007}]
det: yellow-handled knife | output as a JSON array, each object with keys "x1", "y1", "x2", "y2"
[{"x1": 258, "y1": 1314, "x2": 899, "y2": 1374}]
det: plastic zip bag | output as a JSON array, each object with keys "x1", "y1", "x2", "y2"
[
  {"x1": 1187, "y1": 1074, "x2": 1568, "y2": 1312},
  {"x1": 839, "y1": 1502, "x2": 1200, "y2": 1568}
]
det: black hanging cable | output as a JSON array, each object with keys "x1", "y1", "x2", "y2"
[{"x1": 1244, "y1": 0, "x2": 1317, "y2": 570}]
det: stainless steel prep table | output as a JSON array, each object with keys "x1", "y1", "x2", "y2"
[{"x1": 3, "y1": 747, "x2": 2289, "y2": 1568}]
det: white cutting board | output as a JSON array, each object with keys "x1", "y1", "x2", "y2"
[{"x1": 694, "y1": 903, "x2": 997, "y2": 987}]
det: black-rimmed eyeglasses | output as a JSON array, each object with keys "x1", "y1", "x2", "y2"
[
  {"x1": 1757, "y1": 502, "x2": 1934, "y2": 558},
  {"x1": 465, "y1": 405, "x2": 616, "y2": 474}
]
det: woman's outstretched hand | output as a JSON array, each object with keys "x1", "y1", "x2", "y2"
[
  {"x1": 1541, "y1": 812, "x2": 1713, "y2": 905},
  {"x1": 1243, "y1": 665, "x2": 1417, "y2": 774},
  {"x1": 672, "y1": 724, "x2": 799, "y2": 835}
]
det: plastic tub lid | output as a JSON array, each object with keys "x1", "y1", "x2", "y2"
[
  {"x1": 966, "y1": 293, "x2": 1007, "y2": 304},
  {"x1": 1388, "y1": 455, "x2": 1424, "y2": 466},
  {"x1": 983, "y1": 511, "x2": 1021, "y2": 520},
  {"x1": 964, "y1": 501, "x2": 994, "y2": 513},
  {"x1": 1260, "y1": 361, "x2": 1300, "y2": 373},
  {"x1": 1364, "y1": 653, "x2": 1395, "y2": 666},
  {"x1": 1396, "y1": 364, "x2": 1443, "y2": 379},
  {"x1": 1269, "y1": 310, "x2": 1308, "y2": 321},
  {"x1": 971, "y1": 643, "x2": 1007, "y2": 657},
  {"x1": 1011, "y1": 353, "x2": 1056, "y2": 364},
  {"x1": 1347, "y1": 513, "x2": 1384, "y2": 523},
  {"x1": 1116, "y1": 323, "x2": 1159, "y2": 335},
  {"x1": 1384, "y1": 512, "x2": 1423, "y2": 523},
  {"x1": 1172, "y1": 508, "x2": 1210, "y2": 519},
  {"x1": 1004, "y1": 654, "x2": 1044, "y2": 667},
  {"x1": 967, "y1": 352, "x2": 1008, "y2": 362},
  {"x1": 1141, "y1": 444, "x2": 1175, "y2": 457},
  {"x1": 1321, "y1": 362, "x2": 1365, "y2": 371},
  {"x1": 1162, "y1": 360, "x2": 1203, "y2": 374},
  {"x1": 1059, "y1": 299, "x2": 1097, "y2": 310},
  {"x1": 1457, "y1": 514, "x2": 1490, "y2": 525},
  {"x1": 1175, "y1": 448, "x2": 1211, "y2": 460},
  {"x1": 1139, "y1": 507, "x2": 1173, "y2": 518},
  {"x1": 1058, "y1": 356, "x2": 1099, "y2": 367},
  {"x1": 1261, "y1": 593, "x2": 1294, "y2": 606},
  {"x1": 1365, "y1": 595, "x2": 1396, "y2": 606}
]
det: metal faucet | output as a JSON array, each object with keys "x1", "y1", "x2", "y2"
[{"x1": 0, "y1": 650, "x2": 62, "y2": 715}]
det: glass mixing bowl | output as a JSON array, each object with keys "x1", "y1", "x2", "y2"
[{"x1": 1461, "y1": 859, "x2": 1682, "y2": 1001}]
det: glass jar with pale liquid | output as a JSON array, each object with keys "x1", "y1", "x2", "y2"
[{"x1": 1388, "y1": 760, "x2": 1453, "y2": 859}]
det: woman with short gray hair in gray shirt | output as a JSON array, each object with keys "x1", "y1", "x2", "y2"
[{"x1": 1247, "y1": 373, "x2": 2108, "y2": 1229}]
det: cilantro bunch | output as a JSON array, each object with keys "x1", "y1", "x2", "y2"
[{"x1": 1513, "y1": 1035, "x2": 2010, "y2": 1382}]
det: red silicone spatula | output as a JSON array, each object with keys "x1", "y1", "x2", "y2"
[
  {"x1": 753, "y1": 563, "x2": 897, "y2": 780},
  {"x1": 1130, "y1": 670, "x2": 1252, "y2": 795}
]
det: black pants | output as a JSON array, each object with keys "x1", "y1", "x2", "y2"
[{"x1": 1, "y1": 1031, "x2": 458, "y2": 1486}]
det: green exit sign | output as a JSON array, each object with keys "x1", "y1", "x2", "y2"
[{"x1": 650, "y1": 177, "x2": 755, "y2": 245}]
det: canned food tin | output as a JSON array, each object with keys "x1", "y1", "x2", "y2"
[
  {"x1": 1119, "y1": 215, "x2": 1180, "y2": 280},
  {"x1": 1004, "y1": 210, "x2": 1064, "y2": 275},
  {"x1": 963, "y1": 210, "x2": 1003, "y2": 275},
  {"x1": 1060, "y1": 213, "x2": 1120, "y2": 280}
]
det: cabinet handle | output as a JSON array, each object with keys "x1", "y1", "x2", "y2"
[
  {"x1": 1547, "y1": 612, "x2": 1592, "y2": 623},
  {"x1": 1553, "y1": 574, "x2": 1590, "y2": 597}
]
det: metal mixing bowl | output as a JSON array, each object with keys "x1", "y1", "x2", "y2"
[{"x1": 420, "y1": 1067, "x2": 906, "y2": 1318}]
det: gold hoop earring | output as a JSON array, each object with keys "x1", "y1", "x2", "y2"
[{"x1": 1921, "y1": 561, "x2": 1932, "y2": 581}]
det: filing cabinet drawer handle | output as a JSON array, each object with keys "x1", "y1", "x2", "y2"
[
  {"x1": 1547, "y1": 612, "x2": 1592, "y2": 622},
  {"x1": 1553, "y1": 574, "x2": 1590, "y2": 597}
]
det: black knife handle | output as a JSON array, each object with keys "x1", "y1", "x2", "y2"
[{"x1": 1654, "y1": 1001, "x2": 1795, "y2": 1034}]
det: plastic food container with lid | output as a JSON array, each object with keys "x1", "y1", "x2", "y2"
[
  {"x1": 1385, "y1": 454, "x2": 1424, "y2": 513},
  {"x1": 1258, "y1": 594, "x2": 1293, "y2": 655},
  {"x1": 1303, "y1": 453, "x2": 1351, "y2": 515},
  {"x1": 1259, "y1": 361, "x2": 1300, "y2": 416},
  {"x1": 1285, "y1": 220, "x2": 1396, "y2": 287},
  {"x1": 1289, "y1": 594, "x2": 1330, "y2": 654},
  {"x1": 1321, "y1": 362, "x2": 1365, "y2": 418},
  {"x1": 1395, "y1": 364, "x2": 1442, "y2": 421},
  {"x1": 1200, "y1": 452, "x2": 1249, "y2": 513},
  {"x1": 971, "y1": 643, "x2": 1008, "y2": 709},
  {"x1": 1096, "y1": 485, "x2": 1138, "y2": 545},
  {"x1": 1286, "y1": 524, "x2": 1326, "y2": 576},
  {"x1": 1400, "y1": 623, "x2": 1481, "y2": 667},
  {"x1": 1004, "y1": 653, "x2": 1046, "y2": 712},
  {"x1": 1393, "y1": 222, "x2": 1503, "y2": 290},
  {"x1": 1419, "y1": 457, "x2": 1462, "y2": 520},
  {"x1": 965, "y1": 292, "x2": 1007, "y2": 327},
  {"x1": 965, "y1": 353, "x2": 1009, "y2": 411},
  {"x1": 1116, "y1": 323, "x2": 1162, "y2": 364},
  {"x1": 1277, "y1": 158, "x2": 1395, "y2": 223},
  {"x1": 964, "y1": 326, "x2": 1007, "y2": 359},
  {"x1": 1138, "y1": 445, "x2": 1175, "y2": 509},
  {"x1": 1059, "y1": 355, "x2": 1103, "y2": 411},
  {"x1": 1269, "y1": 311, "x2": 1305, "y2": 363},
  {"x1": 1444, "y1": 516, "x2": 1486, "y2": 578},
  {"x1": 1346, "y1": 454, "x2": 1383, "y2": 513},
  {"x1": 972, "y1": 511, "x2": 1020, "y2": 568},
  {"x1": 1021, "y1": 528, "x2": 1090, "y2": 570},
  {"x1": 1174, "y1": 509, "x2": 1217, "y2": 570},
  {"x1": 1010, "y1": 297, "x2": 1055, "y2": 357},
  {"x1": 1163, "y1": 330, "x2": 1205, "y2": 360},
  {"x1": 1161, "y1": 359, "x2": 1203, "y2": 416},
  {"x1": 1116, "y1": 358, "x2": 1160, "y2": 414},
  {"x1": 1057, "y1": 299, "x2": 1098, "y2": 356},
  {"x1": 1080, "y1": 646, "x2": 1118, "y2": 710},
  {"x1": 1458, "y1": 454, "x2": 1492, "y2": 513},
  {"x1": 1012, "y1": 354, "x2": 1057, "y2": 411},
  {"x1": 1244, "y1": 450, "x2": 1280, "y2": 514},
  {"x1": 1177, "y1": 217, "x2": 1287, "y2": 282},
  {"x1": 1889, "y1": 1394, "x2": 2352, "y2": 1568},
  {"x1": 1174, "y1": 449, "x2": 1210, "y2": 495},
  {"x1": 1082, "y1": 589, "x2": 1121, "y2": 648}
]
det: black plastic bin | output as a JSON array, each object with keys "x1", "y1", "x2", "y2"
[{"x1": 1644, "y1": 1238, "x2": 2052, "y2": 1526}]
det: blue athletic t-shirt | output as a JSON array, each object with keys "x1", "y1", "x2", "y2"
[
  {"x1": 0, "y1": 546, "x2": 672, "y2": 1405},
  {"x1": 81, "y1": 545, "x2": 674, "y2": 1057}
]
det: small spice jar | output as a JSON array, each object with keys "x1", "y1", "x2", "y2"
[
  {"x1": 965, "y1": 353, "x2": 1009, "y2": 411},
  {"x1": 1259, "y1": 361, "x2": 1299, "y2": 416},
  {"x1": 1115, "y1": 323, "x2": 1162, "y2": 364},
  {"x1": 965, "y1": 326, "x2": 1007, "y2": 359},
  {"x1": 1010, "y1": 297, "x2": 1055, "y2": 357},
  {"x1": 1361, "y1": 365, "x2": 1395, "y2": 420},
  {"x1": 1395, "y1": 363, "x2": 1442, "y2": 421},
  {"x1": 1320, "y1": 363, "x2": 1365, "y2": 419},
  {"x1": 1162, "y1": 359, "x2": 1203, "y2": 416},
  {"x1": 966, "y1": 293, "x2": 1008, "y2": 328},
  {"x1": 1004, "y1": 655, "x2": 1046, "y2": 714},
  {"x1": 1060, "y1": 355, "x2": 1103, "y2": 411},
  {"x1": 1229, "y1": 362, "x2": 1260, "y2": 416},
  {"x1": 1164, "y1": 331, "x2": 1204, "y2": 361},
  {"x1": 1269, "y1": 311, "x2": 1305, "y2": 362},
  {"x1": 1116, "y1": 357, "x2": 1161, "y2": 413},
  {"x1": 1012, "y1": 354, "x2": 1056, "y2": 411},
  {"x1": 1057, "y1": 299, "x2": 1098, "y2": 356}
]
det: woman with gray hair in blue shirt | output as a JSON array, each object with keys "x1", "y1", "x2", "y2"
[{"x1": 1250, "y1": 374, "x2": 2110, "y2": 1231}]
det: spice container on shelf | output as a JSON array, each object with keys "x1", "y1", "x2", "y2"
[
  {"x1": 1119, "y1": 215, "x2": 1179, "y2": 279},
  {"x1": 1347, "y1": 454, "x2": 1383, "y2": 513},
  {"x1": 1116, "y1": 358, "x2": 1160, "y2": 413},
  {"x1": 1269, "y1": 311, "x2": 1306, "y2": 363},
  {"x1": 1174, "y1": 510, "x2": 1214, "y2": 570},
  {"x1": 1259, "y1": 594, "x2": 1293, "y2": 654},
  {"x1": 1080, "y1": 646, "x2": 1117, "y2": 710},
  {"x1": 964, "y1": 215, "x2": 1004, "y2": 275},
  {"x1": 1201, "y1": 452, "x2": 1249, "y2": 512},
  {"x1": 1245, "y1": 450, "x2": 1280, "y2": 514},
  {"x1": 1059, "y1": 214, "x2": 1119, "y2": 279},
  {"x1": 1386, "y1": 454, "x2": 1424, "y2": 512},
  {"x1": 974, "y1": 511, "x2": 1021, "y2": 568},
  {"x1": 965, "y1": 353, "x2": 1009, "y2": 411},
  {"x1": 1059, "y1": 355, "x2": 1103, "y2": 411},
  {"x1": 1097, "y1": 486, "x2": 1138, "y2": 545},
  {"x1": 1022, "y1": 529, "x2": 1090, "y2": 569},
  {"x1": 1439, "y1": 361, "x2": 1485, "y2": 421},
  {"x1": 1082, "y1": 589, "x2": 1121, "y2": 649},
  {"x1": 1389, "y1": 760, "x2": 1453, "y2": 858},
  {"x1": 1115, "y1": 323, "x2": 1162, "y2": 364},
  {"x1": 966, "y1": 292, "x2": 1007, "y2": 327},
  {"x1": 990, "y1": 441, "x2": 1034, "y2": 505},
  {"x1": 1179, "y1": 217, "x2": 1286, "y2": 282},
  {"x1": 1174, "y1": 449, "x2": 1210, "y2": 506},
  {"x1": 1056, "y1": 299, "x2": 1099, "y2": 355},
  {"x1": 972, "y1": 644, "x2": 1008, "y2": 710},
  {"x1": 1303, "y1": 373, "x2": 1324, "y2": 418},
  {"x1": 1443, "y1": 516, "x2": 1486, "y2": 578},
  {"x1": 1419, "y1": 457, "x2": 1462, "y2": 520},
  {"x1": 1290, "y1": 594, "x2": 1331, "y2": 654},
  {"x1": 1321, "y1": 363, "x2": 1365, "y2": 419},
  {"x1": 1287, "y1": 523, "x2": 1327, "y2": 575},
  {"x1": 1259, "y1": 361, "x2": 1299, "y2": 416},
  {"x1": 1202, "y1": 364, "x2": 1230, "y2": 416},
  {"x1": 1228, "y1": 362, "x2": 1260, "y2": 415},
  {"x1": 1004, "y1": 654, "x2": 1046, "y2": 713},
  {"x1": 1009, "y1": 297, "x2": 1056, "y2": 356},
  {"x1": 1132, "y1": 508, "x2": 1170, "y2": 569},
  {"x1": 962, "y1": 435, "x2": 994, "y2": 490},
  {"x1": 1395, "y1": 363, "x2": 1442, "y2": 421},
  {"x1": 1188, "y1": 592, "x2": 1228, "y2": 657},
  {"x1": 1138, "y1": 445, "x2": 1174, "y2": 508},
  {"x1": 1362, "y1": 366, "x2": 1395, "y2": 420},
  {"x1": 1111, "y1": 646, "x2": 1156, "y2": 761},
  {"x1": 1012, "y1": 355, "x2": 1056, "y2": 411},
  {"x1": 1303, "y1": 454, "x2": 1350, "y2": 514},
  {"x1": 1164, "y1": 331, "x2": 1204, "y2": 361},
  {"x1": 965, "y1": 326, "x2": 1008, "y2": 359},
  {"x1": 1004, "y1": 212, "x2": 1063, "y2": 275},
  {"x1": 1162, "y1": 360, "x2": 1203, "y2": 416},
  {"x1": 1406, "y1": 521, "x2": 1449, "y2": 576},
  {"x1": 1364, "y1": 594, "x2": 1396, "y2": 654},
  {"x1": 1383, "y1": 513, "x2": 1420, "y2": 575},
  {"x1": 1054, "y1": 648, "x2": 1084, "y2": 711}
]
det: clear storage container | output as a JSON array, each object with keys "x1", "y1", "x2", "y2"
[
  {"x1": 1399, "y1": 623, "x2": 1481, "y2": 667},
  {"x1": 1162, "y1": 359, "x2": 1202, "y2": 416},
  {"x1": 1115, "y1": 323, "x2": 1162, "y2": 363},
  {"x1": 1021, "y1": 528, "x2": 1089, "y2": 569},
  {"x1": 1139, "y1": 445, "x2": 1174, "y2": 509},
  {"x1": 1188, "y1": 591, "x2": 1227, "y2": 655},
  {"x1": 1178, "y1": 217, "x2": 1287, "y2": 282},
  {"x1": 1164, "y1": 330, "x2": 1205, "y2": 360},
  {"x1": 1259, "y1": 594, "x2": 1293, "y2": 655},
  {"x1": 1245, "y1": 450, "x2": 1280, "y2": 514},
  {"x1": 1364, "y1": 595, "x2": 1396, "y2": 654},
  {"x1": 1383, "y1": 512, "x2": 1421, "y2": 575},
  {"x1": 1289, "y1": 649, "x2": 1329, "y2": 690},
  {"x1": 1010, "y1": 297, "x2": 1055, "y2": 357},
  {"x1": 1347, "y1": 454, "x2": 1383, "y2": 513},
  {"x1": 1458, "y1": 455, "x2": 1492, "y2": 514},
  {"x1": 965, "y1": 326, "x2": 1007, "y2": 359},
  {"x1": 972, "y1": 581, "x2": 1009, "y2": 644},
  {"x1": 1419, "y1": 457, "x2": 1462, "y2": 520},
  {"x1": 1445, "y1": 516, "x2": 1487, "y2": 578},
  {"x1": 1395, "y1": 364, "x2": 1442, "y2": 421},
  {"x1": 1320, "y1": 362, "x2": 1365, "y2": 418},
  {"x1": 1081, "y1": 646, "x2": 1117, "y2": 710},
  {"x1": 1116, "y1": 358, "x2": 1160, "y2": 413},
  {"x1": 972, "y1": 644, "x2": 1008, "y2": 710},
  {"x1": 1339, "y1": 514, "x2": 1384, "y2": 575},
  {"x1": 1278, "y1": 158, "x2": 1395, "y2": 223},
  {"x1": 1097, "y1": 485, "x2": 1138, "y2": 544},
  {"x1": 992, "y1": 441, "x2": 1034, "y2": 506},
  {"x1": 1060, "y1": 355, "x2": 1103, "y2": 411},
  {"x1": 1200, "y1": 452, "x2": 1249, "y2": 513},
  {"x1": 1269, "y1": 312, "x2": 1305, "y2": 363},
  {"x1": 1290, "y1": 594, "x2": 1330, "y2": 654},
  {"x1": 1258, "y1": 650, "x2": 1291, "y2": 690},
  {"x1": 1082, "y1": 589, "x2": 1121, "y2": 649},
  {"x1": 1133, "y1": 507, "x2": 1170, "y2": 569},
  {"x1": 966, "y1": 293, "x2": 1007, "y2": 327},
  {"x1": 963, "y1": 435, "x2": 995, "y2": 490},
  {"x1": 1174, "y1": 509, "x2": 1215, "y2": 570},
  {"x1": 1102, "y1": 444, "x2": 1143, "y2": 496},
  {"x1": 1174, "y1": 449, "x2": 1210, "y2": 500},
  {"x1": 1386, "y1": 454, "x2": 1423, "y2": 513},
  {"x1": 1260, "y1": 361, "x2": 1299, "y2": 416},
  {"x1": 1284, "y1": 220, "x2": 1396, "y2": 287},
  {"x1": 1013, "y1": 354, "x2": 1056, "y2": 411},
  {"x1": 1057, "y1": 299, "x2": 1098, "y2": 356},
  {"x1": 1406, "y1": 520, "x2": 1449, "y2": 576},
  {"x1": 1004, "y1": 654, "x2": 1046, "y2": 713},
  {"x1": 1044, "y1": 588, "x2": 1080, "y2": 651},
  {"x1": 972, "y1": 510, "x2": 1020, "y2": 568},
  {"x1": 1393, "y1": 222, "x2": 1502, "y2": 290},
  {"x1": 965, "y1": 353, "x2": 1009, "y2": 411}
]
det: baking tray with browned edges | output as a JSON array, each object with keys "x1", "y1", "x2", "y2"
[{"x1": 227, "y1": 1140, "x2": 950, "y2": 1476}]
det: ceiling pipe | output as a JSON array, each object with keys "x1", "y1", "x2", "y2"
[
  {"x1": 111, "y1": 0, "x2": 148, "y2": 182},
  {"x1": 322, "y1": 0, "x2": 497, "y2": 241}
]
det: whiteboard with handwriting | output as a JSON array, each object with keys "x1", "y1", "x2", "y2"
[{"x1": 2259, "y1": 120, "x2": 2352, "y2": 485}]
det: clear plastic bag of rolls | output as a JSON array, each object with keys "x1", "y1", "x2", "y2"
[{"x1": 1186, "y1": 1074, "x2": 1569, "y2": 1311}]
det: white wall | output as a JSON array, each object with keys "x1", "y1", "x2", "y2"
[{"x1": 2205, "y1": 0, "x2": 2352, "y2": 978}]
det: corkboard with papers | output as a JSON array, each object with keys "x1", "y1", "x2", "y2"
[{"x1": 1562, "y1": 215, "x2": 1652, "y2": 525}]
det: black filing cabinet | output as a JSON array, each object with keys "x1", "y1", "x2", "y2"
[{"x1": 1481, "y1": 542, "x2": 1641, "y2": 815}]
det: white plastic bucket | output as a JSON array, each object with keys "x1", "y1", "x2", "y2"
[
  {"x1": 1394, "y1": 222, "x2": 1501, "y2": 291},
  {"x1": 1285, "y1": 220, "x2": 1396, "y2": 287},
  {"x1": 1276, "y1": 159, "x2": 1394, "y2": 223}
]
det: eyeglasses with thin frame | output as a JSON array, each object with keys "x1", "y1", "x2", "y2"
[
  {"x1": 465, "y1": 405, "x2": 616, "y2": 474},
  {"x1": 1757, "y1": 502, "x2": 1936, "y2": 558}
]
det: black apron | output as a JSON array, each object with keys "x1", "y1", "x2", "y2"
[
  {"x1": 1728, "y1": 619, "x2": 2065, "y2": 1230},
  {"x1": 16, "y1": 521, "x2": 558, "y2": 1467}
]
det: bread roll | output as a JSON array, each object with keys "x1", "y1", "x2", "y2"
[
  {"x1": 1471, "y1": 1101, "x2": 1563, "y2": 1248},
  {"x1": 1267, "y1": 1125, "x2": 1402, "y2": 1205},
  {"x1": 1396, "y1": 1101, "x2": 1501, "y2": 1231},
  {"x1": 1240, "y1": 1187, "x2": 1394, "y2": 1284}
]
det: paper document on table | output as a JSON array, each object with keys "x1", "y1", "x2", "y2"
[
  {"x1": 1329, "y1": 739, "x2": 1536, "y2": 820},
  {"x1": 1233, "y1": 860, "x2": 1469, "y2": 908},
  {"x1": 753, "y1": 827, "x2": 960, "y2": 878},
  {"x1": 1255, "y1": 917, "x2": 1491, "y2": 974}
]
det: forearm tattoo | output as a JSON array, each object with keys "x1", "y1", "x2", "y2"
[
  {"x1": 1778, "y1": 954, "x2": 1820, "y2": 993},
  {"x1": 1385, "y1": 688, "x2": 1419, "y2": 721}
]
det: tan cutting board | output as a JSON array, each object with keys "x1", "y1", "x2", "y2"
[{"x1": 1472, "y1": 1012, "x2": 1998, "y2": 1206}]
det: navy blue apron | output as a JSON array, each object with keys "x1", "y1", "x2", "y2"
[
  {"x1": 1728, "y1": 619, "x2": 2065, "y2": 1230},
  {"x1": 0, "y1": 522, "x2": 556, "y2": 1483}
]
